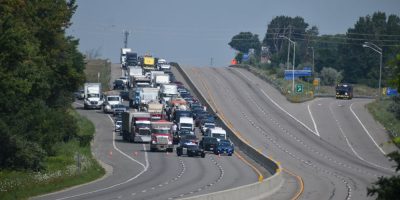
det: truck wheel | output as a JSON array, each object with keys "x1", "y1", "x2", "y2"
[
  {"x1": 177, "y1": 149, "x2": 181, "y2": 156},
  {"x1": 201, "y1": 152, "x2": 205, "y2": 158},
  {"x1": 167, "y1": 148, "x2": 173, "y2": 153}
]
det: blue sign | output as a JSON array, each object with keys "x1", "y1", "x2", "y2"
[
  {"x1": 303, "y1": 66, "x2": 312, "y2": 71},
  {"x1": 284, "y1": 70, "x2": 312, "y2": 80},
  {"x1": 387, "y1": 87, "x2": 399, "y2": 96},
  {"x1": 242, "y1": 54, "x2": 249, "y2": 62}
]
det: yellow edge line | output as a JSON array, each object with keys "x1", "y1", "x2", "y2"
[
  {"x1": 234, "y1": 151, "x2": 264, "y2": 182},
  {"x1": 282, "y1": 168, "x2": 304, "y2": 200},
  {"x1": 191, "y1": 67, "x2": 304, "y2": 199}
]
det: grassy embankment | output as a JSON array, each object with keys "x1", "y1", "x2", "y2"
[
  {"x1": 234, "y1": 64, "x2": 400, "y2": 147},
  {"x1": 367, "y1": 99, "x2": 400, "y2": 147},
  {"x1": 84, "y1": 59, "x2": 111, "y2": 91},
  {"x1": 0, "y1": 59, "x2": 111, "y2": 200},
  {"x1": 0, "y1": 111, "x2": 104, "y2": 200}
]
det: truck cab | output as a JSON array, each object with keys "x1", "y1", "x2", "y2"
[
  {"x1": 103, "y1": 95, "x2": 122, "y2": 113},
  {"x1": 83, "y1": 83, "x2": 103, "y2": 110},
  {"x1": 178, "y1": 116, "x2": 194, "y2": 131},
  {"x1": 206, "y1": 127, "x2": 227, "y2": 142},
  {"x1": 335, "y1": 84, "x2": 353, "y2": 99},
  {"x1": 150, "y1": 120, "x2": 174, "y2": 152}
]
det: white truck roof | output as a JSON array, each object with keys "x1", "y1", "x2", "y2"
[
  {"x1": 155, "y1": 74, "x2": 170, "y2": 84},
  {"x1": 179, "y1": 117, "x2": 194, "y2": 124},
  {"x1": 210, "y1": 127, "x2": 226, "y2": 134},
  {"x1": 121, "y1": 48, "x2": 132, "y2": 55}
]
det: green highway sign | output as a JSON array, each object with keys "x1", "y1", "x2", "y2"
[{"x1": 296, "y1": 84, "x2": 303, "y2": 93}]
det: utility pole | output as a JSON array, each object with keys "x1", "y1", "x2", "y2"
[{"x1": 123, "y1": 30, "x2": 130, "y2": 48}]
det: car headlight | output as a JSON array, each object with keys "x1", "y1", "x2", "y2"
[{"x1": 345, "y1": 92, "x2": 348, "y2": 95}]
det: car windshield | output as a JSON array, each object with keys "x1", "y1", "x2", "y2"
[
  {"x1": 205, "y1": 124, "x2": 215, "y2": 128},
  {"x1": 88, "y1": 94, "x2": 99, "y2": 98},
  {"x1": 212, "y1": 133, "x2": 225, "y2": 140},
  {"x1": 138, "y1": 129, "x2": 151, "y2": 136},
  {"x1": 108, "y1": 97, "x2": 120, "y2": 101},
  {"x1": 152, "y1": 129, "x2": 169, "y2": 134},
  {"x1": 185, "y1": 135, "x2": 196, "y2": 140},
  {"x1": 219, "y1": 140, "x2": 231, "y2": 146}
]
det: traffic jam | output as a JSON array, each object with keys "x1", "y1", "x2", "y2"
[{"x1": 108, "y1": 48, "x2": 234, "y2": 158}]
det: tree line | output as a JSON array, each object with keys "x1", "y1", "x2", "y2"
[
  {"x1": 229, "y1": 12, "x2": 400, "y2": 89},
  {"x1": 0, "y1": 0, "x2": 85, "y2": 170}
]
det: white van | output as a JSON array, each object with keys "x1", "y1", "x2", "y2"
[
  {"x1": 179, "y1": 117, "x2": 194, "y2": 131},
  {"x1": 206, "y1": 127, "x2": 227, "y2": 142}
]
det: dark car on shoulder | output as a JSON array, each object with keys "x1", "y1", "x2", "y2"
[
  {"x1": 214, "y1": 139, "x2": 234, "y2": 156},
  {"x1": 199, "y1": 136, "x2": 219, "y2": 152},
  {"x1": 176, "y1": 142, "x2": 205, "y2": 158}
]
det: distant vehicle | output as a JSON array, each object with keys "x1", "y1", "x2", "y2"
[
  {"x1": 119, "y1": 76, "x2": 129, "y2": 86},
  {"x1": 181, "y1": 134, "x2": 199, "y2": 144},
  {"x1": 335, "y1": 84, "x2": 353, "y2": 99},
  {"x1": 199, "y1": 136, "x2": 219, "y2": 152},
  {"x1": 120, "y1": 48, "x2": 132, "y2": 67},
  {"x1": 126, "y1": 52, "x2": 138, "y2": 68},
  {"x1": 201, "y1": 121, "x2": 216, "y2": 134},
  {"x1": 176, "y1": 142, "x2": 205, "y2": 158},
  {"x1": 113, "y1": 79, "x2": 126, "y2": 90},
  {"x1": 103, "y1": 95, "x2": 122, "y2": 113},
  {"x1": 122, "y1": 112, "x2": 151, "y2": 143},
  {"x1": 206, "y1": 127, "x2": 227, "y2": 142},
  {"x1": 150, "y1": 120, "x2": 174, "y2": 152},
  {"x1": 159, "y1": 64, "x2": 171, "y2": 71},
  {"x1": 173, "y1": 129, "x2": 193, "y2": 144},
  {"x1": 112, "y1": 104, "x2": 127, "y2": 116},
  {"x1": 214, "y1": 139, "x2": 234, "y2": 156},
  {"x1": 119, "y1": 90, "x2": 130, "y2": 101},
  {"x1": 83, "y1": 83, "x2": 103, "y2": 110},
  {"x1": 74, "y1": 89, "x2": 85, "y2": 100},
  {"x1": 115, "y1": 120, "x2": 122, "y2": 132}
]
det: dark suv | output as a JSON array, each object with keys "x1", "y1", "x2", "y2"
[{"x1": 199, "y1": 136, "x2": 219, "y2": 152}]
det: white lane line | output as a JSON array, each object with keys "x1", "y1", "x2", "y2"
[
  {"x1": 233, "y1": 68, "x2": 319, "y2": 137},
  {"x1": 54, "y1": 115, "x2": 149, "y2": 200},
  {"x1": 329, "y1": 102, "x2": 393, "y2": 172},
  {"x1": 308, "y1": 102, "x2": 320, "y2": 136},
  {"x1": 349, "y1": 102, "x2": 386, "y2": 155}
]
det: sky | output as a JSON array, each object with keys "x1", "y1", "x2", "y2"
[{"x1": 67, "y1": 0, "x2": 400, "y2": 67}]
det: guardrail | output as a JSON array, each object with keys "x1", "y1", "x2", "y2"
[{"x1": 171, "y1": 63, "x2": 284, "y2": 200}]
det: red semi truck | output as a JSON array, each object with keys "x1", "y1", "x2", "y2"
[{"x1": 150, "y1": 120, "x2": 174, "y2": 152}]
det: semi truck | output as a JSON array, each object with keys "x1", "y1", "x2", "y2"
[
  {"x1": 128, "y1": 66, "x2": 143, "y2": 88},
  {"x1": 147, "y1": 102, "x2": 164, "y2": 121},
  {"x1": 153, "y1": 74, "x2": 170, "y2": 88},
  {"x1": 160, "y1": 84, "x2": 178, "y2": 103},
  {"x1": 120, "y1": 48, "x2": 132, "y2": 67},
  {"x1": 122, "y1": 112, "x2": 151, "y2": 143},
  {"x1": 125, "y1": 52, "x2": 138, "y2": 68},
  {"x1": 150, "y1": 120, "x2": 174, "y2": 152},
  {"x1": 83, "y1": 83, "x2": 103, "y2": 109},
  {"x1": 142, "y1": 55, "x2": 156, "y2": 72}
]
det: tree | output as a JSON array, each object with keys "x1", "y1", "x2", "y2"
[
  {"x1": 339, "y1": 12, "x2": 400, "y2": 86},
  {"x1": 0, "y1": 0, "x2": 85, "y2": 170},
  {"x1": 367, "y1": 151, "x2": 400, "y2": 199},
  {"x1": 320, "y1": 67, "x2": 343, "y2": 86},
  {"x1": 229, "y1": 32, "x2": 261, "y2": 55}
]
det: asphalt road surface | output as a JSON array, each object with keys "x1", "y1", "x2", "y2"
[
  {"x1": 182, "y1": 65, "x2": 397, "y2": 200},
  {"x1": 34, "y1": 64, "x2": 258, "y2": 200}
]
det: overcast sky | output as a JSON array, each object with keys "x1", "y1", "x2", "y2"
[{"x1": 68, "y1": 0, "x2": 400, "y2": 67}]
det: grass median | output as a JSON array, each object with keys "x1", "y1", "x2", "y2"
[{"x1": 0, "y1": 110, "x2": 105, "y2": 200}]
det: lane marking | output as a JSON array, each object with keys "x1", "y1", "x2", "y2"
[
  {"x1": 349, "y1": 102, "x2": 386, "y2": 155},
  {"x1": 234, "y1": 152, "x2": 264, "y2": 182},
  {"x1": 233, "y1": 68, "x2": 319, "y2": 137},
  {"x1": 54, "y1": 115, "x2": 149, "y2": 200},
  {"x1": 329, "y1": 101, "x2": 393, "y2": 171},
  {"x1": 307, "y1": 102, "x2": 320, "y2": 136},
  {"x1": 282, "y1": 168, "x2": 304, "y2": 200}
]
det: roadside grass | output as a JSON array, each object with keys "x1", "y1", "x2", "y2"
[
  {"x1": 0, "y1": 110, "x2": 105, "y2": 200},
  {"x1": 84, "y1": 59, "x2": 111, "y2": 91},
  {"x1": 233, "y1": 64, "x2": 379, "y2": 102},
  {"x1": 367, "y1": 99, "x2": 400, "y2": 147}
]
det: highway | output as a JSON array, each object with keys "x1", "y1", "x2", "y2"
[
  {"x1": 182, "y1": 65, "x2": 398, "y2": 200},
  {"x1": 34, "y1": 64, "x2": 258, "y2": 200}
]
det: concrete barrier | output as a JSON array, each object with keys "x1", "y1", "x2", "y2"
[{"x1": 171, "y1": 63, "x2": 284, "y2": 200}]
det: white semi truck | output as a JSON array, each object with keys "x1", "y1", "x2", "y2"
[{"x1": 83, "y1": 83, "x2": 103, "y2": 110}]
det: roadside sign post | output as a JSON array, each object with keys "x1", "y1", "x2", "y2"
[{"x1": 296, "y1": 84, "x2": 303, "y2": 93}]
